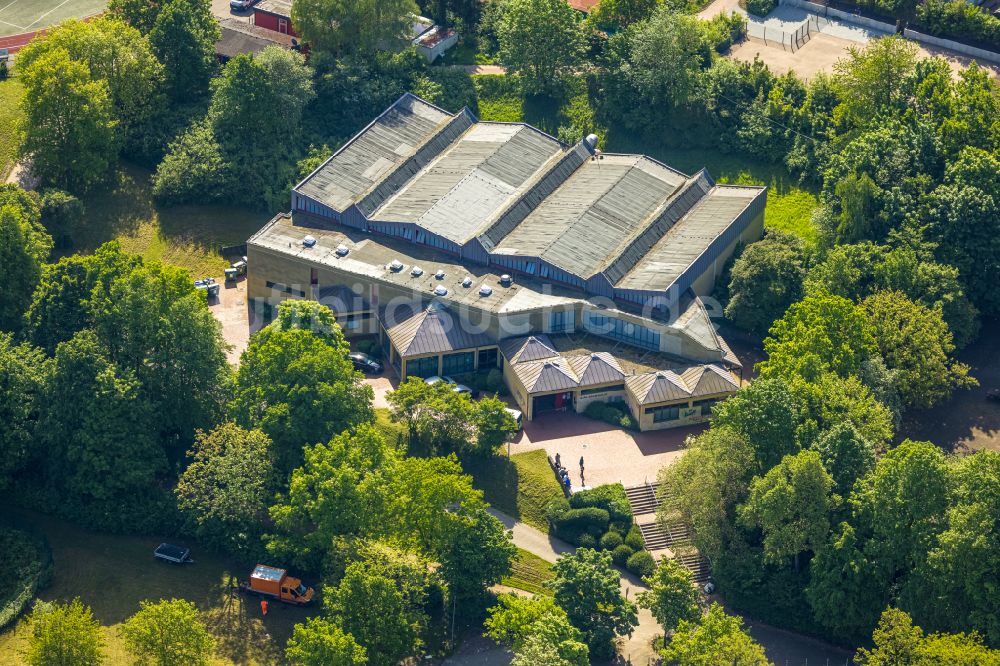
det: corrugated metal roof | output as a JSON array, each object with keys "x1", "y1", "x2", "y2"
[
  {"x1": 499, "y1": 335, "x2": 559, "y2": 364},
  {"x1": 295, "y1": 94, "x2": 454, "y2": 213},
  {"x1": 383, "y1": 302, "x2": 496, "y2": 357},
  {"x1": 493, "y1": 155, "x2": 687, "y2": 277},
  {"x1": 625, "y1": 364, "x2": 740, "y2": 405},
  {"x1": 370, "y1": 123, "x2": 564, "y2": 244},
  {"x1": 614, "y1": 185, "x2": 765, "y2": 291}
]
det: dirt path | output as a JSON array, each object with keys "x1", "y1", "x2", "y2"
[{"x1": 451, "y1": 64, "x2": 507, "y2": 75}]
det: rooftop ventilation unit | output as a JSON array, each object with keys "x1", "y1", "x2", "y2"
[
  {"x1": 335, "y1": 244, "x2": 349, "y2": 256},
  {"x1": 411, "y1": 266, "x2": 424, "y2": 277},
  {"x1": 389, "y1": 260, "x2": 404, "y2": 272},
  {"x1": 584, "y1": 134, "x2": 599, "y2": 149},
  {"x1": 479, "y1": 285, "x2": 493, "y2": 297},
  {"x1": 462, "y1": 277, "x2": 473, "y2": 288},
  {"x1": 433, "y1": 285, "x2": 448, "y2": 296},
  {"x1": 500, "y1": 274, "x2": 512, "y2": 287},
  {"x1": 302, "y1": 235, "x2": 317, "y2": 248},
  {"x1": 435, "y1": 269, "x2": 445, "y2": 280}
]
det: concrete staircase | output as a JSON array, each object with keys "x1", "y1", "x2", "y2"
[{"x1": 624, "y1": 482, "x2": 711, "y2": 583}]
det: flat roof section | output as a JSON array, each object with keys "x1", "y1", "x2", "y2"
[
  {"x1": 295, "y1": 94, "x2": 453, "y2": 213},
  {"x1": 493, "y1": 155, "x2": 687, "y2": 277},
  {"x1": 371, "y1": 123, "x2": 565, "y2": 245},
  {"x1": 615, "y1": 186, "x2": 764, "y2": 292}
]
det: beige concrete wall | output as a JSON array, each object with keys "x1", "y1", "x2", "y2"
[
  {"x1": 688, "y1": 209, "x2": 766, "y2": 298},
  {"x1": 502, "y1": 358, "x2": 533, "y2": 418},
  {"x1": 628, "y1": 390, "x2": 734, "y2": 431},
  {"x1": 572, "y1": 386, "x2": 627, "y2": 413}
]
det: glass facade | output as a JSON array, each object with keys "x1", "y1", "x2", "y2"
[
  {"x1": 406, "y1": 356, "x2": 438, "y2": 378},
  {"x1": 580, "y1": 384, "x2": 625, "y2": 396},
  {"x1": 585, "y1": 313, "x2": 661, "y2": 351},
  {"x1": 549, "y1": 310, "x2": 573, "y2": 333},
  {"x1": 693, "y1": 397, "x2": 720, "y2": 416},
  {"x1": 478, "y1": 347, "x2": 498, "y2": 369},
  {"x1": 442, "y1": 351, "x2": 475, "y2": 375}
]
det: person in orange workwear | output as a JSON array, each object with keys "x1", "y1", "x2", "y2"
[{"x1": 260, "y1": 599, "x2": 268, "y2": 616}]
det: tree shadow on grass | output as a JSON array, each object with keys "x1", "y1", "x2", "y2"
[
  {"x1": 463, "y1": 454, "x2": 522, "y2": 522},
  {"x1": 203, "y1": 600, "x2": 300, "y2": 666}
]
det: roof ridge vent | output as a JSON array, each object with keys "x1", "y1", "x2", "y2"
[
  {"x1": 500, "y1": 274, "x2": 512, "y2": 287},
  {"x1": 435, "y1": 269, "x2": 445, "y2": 279},
  {"x1": 462, "y1": 276, "x2": 473, "y2": 288},
  {"x1": 433, "y1": 285, "x2": 448, "y2": 296},
  {"x1": 411, "y1": 266, "x2": 424, "y2": 277},
  {"x1": 389, "y1": 259, "x2": 404, "y2": 272},
  {"x1": 335, "y1": 244, "x2": 349, "y2": 256},
  {"x1": 302, "y1": 235, "x2": 317, "y2": 248},
  {"x1": 479, "y1": 285, "x2": 493, "y2": 297}
]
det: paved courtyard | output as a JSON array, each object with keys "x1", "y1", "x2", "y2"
[
  {"x1": 511, "y1": 411, "x2": 703, "y2": 490},
  {"x1": 208, "y1": 277, "x2": 252, "y2": 364}
]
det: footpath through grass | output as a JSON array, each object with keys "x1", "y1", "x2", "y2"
[
  {"x1": 501, "y1": 548, "x2": 554, "y2": 596},
  {"x1": 464, "y1": 448, "x2": 565, "y2": 532},
  {"x1": 0, "y1": 507, "x2": 313, "y2": 665},
  {"x1": 0, "y1": 76, "x2": 24, "y2": 182}
]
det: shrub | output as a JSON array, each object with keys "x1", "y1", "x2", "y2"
[
  {"x1": 554, "y1": 507, "x2": 611, "y2": 544},
  {"x1": 570, "y1": 484, "x2": 633, "y2": 527},
  {"x1": 740, "y1": 0, "x2": 776, "y2": 16},
  {"x1": 612, "y1": 544, "x2": 634, "y2": 567},
  {"x1": 600, "y1": 531, "x2": 623, "y2": 551},
  {"x1": 485, "y1": 368, "x2": 505, "y2": 395},
  {"x1": 0, "y1": 61, "x2": 7, "y2": 80},
  {"x1": 626, "y1": 550, "x2": 656, "y2": 578},
  {"x1": 583, "y1": 401, "x2": 638, "y2": 430},
  {"x1": 578, "y1": 533, "x2": 598, "y2": 549},
  {"x1": 545, "y1": 497, "x2": 571, "y2": 525},
  {"x1": 625, "y1": 525, "x2": 645, "y2": 551},
  {"x1": 916, "y1": 0, "x2": 1000, "y2": 49},
  {"x1": 706, "y1": 12, "x2": 748, "y2": 52}
]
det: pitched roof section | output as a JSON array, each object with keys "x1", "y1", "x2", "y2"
[
  {"x1": 383, "y1": 302, "x2": 496, "y2": 357},
  {"x1": 567, "y1": 353, "x2": 625, "y2": 385},
  {"x1": 625, "y1": 364, "x2": 740, "y2": 405},
  {"x1": 513, "y1": 357, "x2": 580, "y2": 393},
  {"x1": 499, "y1": 334, "x2": 559, "y2": 364},
  {"x1": 614, "y1": 185, "x2": 764, "y2": 291},
  {"x1": 370, "y1": 123, "x2": 565, "y2": 245},
  {"x1": 295, "y1": 94, "x2": 454, "y2": 213},
  {"x1": 493, "y1": 155, "x2": 687, "y2": 277}
]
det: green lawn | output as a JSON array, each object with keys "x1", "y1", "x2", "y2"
[
  {"x1": 501, "y1": 548, "x2": 554, "y2": 596},
  {"x1": 464, "y1": 449, "x2": 565, "y2": 532},
  {"x1": 374, "y1": 407, "x2": 408, "y2": 449},
  {"x1": 0, "y1": 76, "x2": 24, "y2": 182},
  {"x1": 0, "y1": 507, "x2": 313, "y2": 665},
  {"x1": 68, "y1": 163, "x2": 272, "y2": 279}
]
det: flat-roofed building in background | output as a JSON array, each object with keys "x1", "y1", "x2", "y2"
[{"x1": 247, "y1": 93, "x2": 766, "y2": 430}]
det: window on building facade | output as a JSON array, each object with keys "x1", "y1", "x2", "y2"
[
  {"x1": 442, "y1": 351, "x2": 475, "y2": 375},
  {"x1": 693, "y1": 397, "x2": 720, "y2": 416},
  {"x1": 585, "y1": 313, "x2": 660, "y2": 351},
  {"x1": 406, "y1": 356, "x2": 438, "y2": 379},
  {"x1": 580, "y1": 384, "x2": 625, "y2": 396},
  {"x1": 549, "y1": 309, "x2": 572, "y2": 333},
  {"x1": 478, "y1": 347, "x2": 498, "y2": 368},
  {"x1": 265, "y1": 281, "x2": 306, "y2": 298},
  {"x1": 645, "y1": 404, "x2": 681, "y2": 423}
]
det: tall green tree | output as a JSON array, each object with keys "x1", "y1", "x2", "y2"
[
  {"x1": 175, "y1": 423, "x2": 276, "y2": 557},
  {"x1": 327, "y1": 546, "x2": 435, "y2": 666},
  {"x1": 739, "y1": 449, "x2": 837, "y2": 568},
  {"x1": 833, "y1": 36, "x2": 919, "y2": 124},
  {"x1": 0, "y1": 334, "x2": 49, "y2": 490},
  {"x1": 758, "y1": 294, "x2": 877, "y2": 382},
  {"x1": 861, "y1": 290, "x2": 974, "y2": 409},
  {"x1": 232, "y1": 301, "x2": 373, "y2": 471},
  {"x1": 18, "y1": 48, "x2": 118, "y2": 193},
  {"x1": 286, "y1": 617, "x2": 368, "y2": 666},
  {"x1": 149, "y1": 0, "x2": 220, "y2": 101},
  {"x1": 660, "y1": 603, "x2": 771, "y2": 666},
  {"x1": 621, "y1": 8, "x2": 709, "y2": 110},
  {"x1": 710, "y1": 378, "x2": 801, "y2": 471},
  {"x1": 548, "y1": 548, "x2": 638, "y2": 661},
  {"x1": 856, "y1": 608, "x2": 1000, "y2": 666},
  {"x1": 292, "y1": 0, "x2": 419, "y2": 56},
  {"x1": 486, "y1": 594, "x2": 589, "y2": 666},
  {"x1": 26, "y1": 600, "x2": 104, "y2": 666},
  {"x1": 41, "y1": 329, "x2": 166, "y2": 508},
  {"x1": 0, "y1": 186, "x2": 51, "y2": 329},
  {"x1": 437, "y1": 506, "x2": 516, "y2": 603},
  {"x1": 498, "y1": 0, "x2": 585, "y2": 93},
  {"x1": 811, "y1": 422, "x2": 875, "y2": 497},
  {"x1": 15, "y1": 18, "x2": 165, "y2": 154},
  {"x1": 725, "y1": 232, "x2": 809, "y2": 337},
  {"x1": 637, "y1": 558, "x2": 702, "y2": 635},
  {"x1": 120, "y1": 599, "x2": 214, "y2": 666}
]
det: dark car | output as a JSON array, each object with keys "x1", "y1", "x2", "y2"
[
  {"x1": 350, "y1": 352, "x2": 382, "y2": 374},
  {"x1": 153, "y1": 543, "x2": 193, "y2": 564}
]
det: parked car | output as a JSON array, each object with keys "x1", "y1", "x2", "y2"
[
  {"x1": 425, "y1": 375, "x2": 479, "y2": 398},
  {"x1": 505, "y1": 407, "x2": 523, "y2": 431},
  {"x1": 153, "y1": 543, "x2": 193, "y2": 565},
  {"x1": 349, "y1": 352, "x2": 382, "y2": 374},
  {"x1": 230, "y1": 0, "x2": 255, "y2": 9}
]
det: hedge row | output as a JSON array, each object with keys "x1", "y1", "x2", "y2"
[
  {"x1": 583, "y1": 401, "x2": 637, "y2": 431},
  {"x1": 915, "y1": 0, "x2": 1000, "y2": 52}
]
